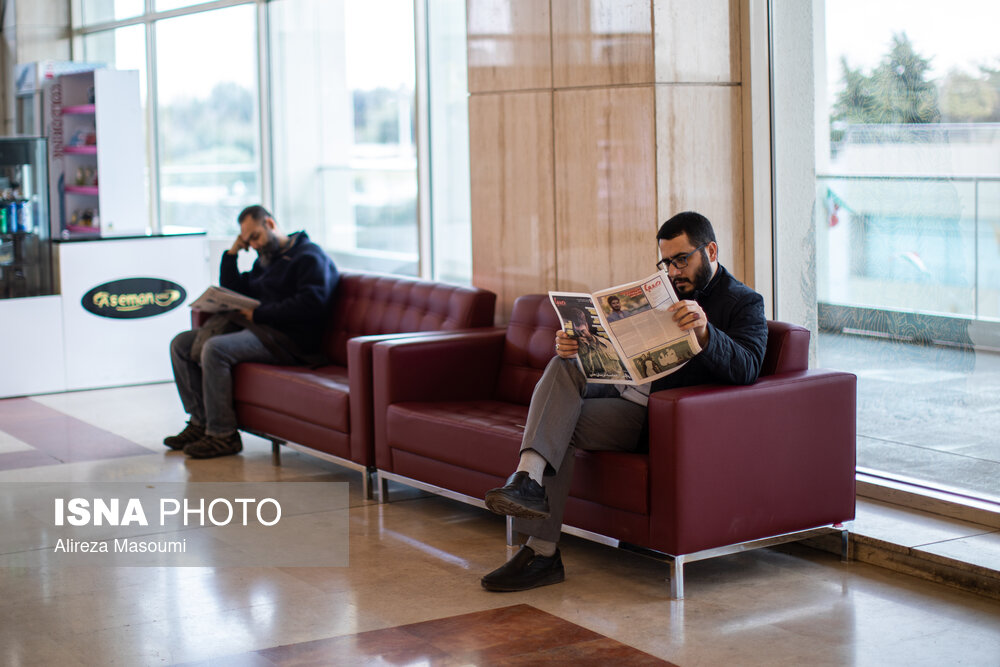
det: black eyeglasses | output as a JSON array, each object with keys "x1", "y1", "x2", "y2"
[{"x1": 656, "y1": 243, "x2": 707, "y2": 271}]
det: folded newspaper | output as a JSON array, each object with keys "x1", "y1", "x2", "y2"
[
  {"x1": 550, "y1": 270, "x2": 701, "y2": 385},
  {"x1": 189, "y1": 285, "x2": 260, "y2": 313}
]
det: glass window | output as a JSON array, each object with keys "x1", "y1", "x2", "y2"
[
  {"x1": 79, "y1": 0, "x2": 144, "y2": 26},
  {"x1": 155, "y1": 0, "x2": 216, "y2": 11},
  {"x1": 427, "y1": 0, "x2": 472, "y2": 284},
  {"x1": 775, "y1": 0, "x2": 1000, "y2": 502},
  {"x1": 80, "y1": 27, "x2": 147, "y2": 103},
  {"x1": 155, "y1": 5, "x2": 261, "y2": 237},
  {"x1": 269, "y1": 0, "x2": 418, "y2": 275}
]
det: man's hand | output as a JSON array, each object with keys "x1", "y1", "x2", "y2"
[
  {"x1": 554, "y1": 330, "x2": 579, "y2": 359},
  {"x1": 238, "y1": 308, "x2": 255, "y2": 322},
  {"x1": 669, "y1": 300, "x2": 709, "y2": 347},
  {"x1": 228, "y1": 235, "x2": 249, "y2": 256}
]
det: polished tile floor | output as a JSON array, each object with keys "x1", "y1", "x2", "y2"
[{"x1": 2, "y1": 383, "x2": 1000, "y2": 666}]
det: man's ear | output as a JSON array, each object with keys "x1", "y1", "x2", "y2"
[
  {"x1": 706, "y1": 241, "x2": 719, "y2": 263},
  {"x1": 264, "y1": 217, "x2": 277, "y2": 230}
]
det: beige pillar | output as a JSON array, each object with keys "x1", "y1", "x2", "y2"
[
  {"x1": 468, "y1": 0, "x2": 758, "y2": 320},
  {"x1": 1, "y1": 0, "x2": 72, "y2": 134}
]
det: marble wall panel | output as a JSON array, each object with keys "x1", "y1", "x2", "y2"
[
  {"x1": 554, "y1": 86, "x2": 657, "y2": 292},
  {"x1": 551, "y1": 0, "x2": 653, "y2": 88},
  {"x1": 655, "y1": 84, "x2": 744, "y2": 278},
  {"x1": 467, "y1": 0, "x2": 552, "y2": 93},
  {"x1": 469, "y1": 91, "x2": 556, "y2": 319},
  {"x1": 654, "y1": 0, "x2": 740, "y2": 83}
]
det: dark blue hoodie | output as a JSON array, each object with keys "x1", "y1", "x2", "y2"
[{"x1": 219, "y1": 231, "x2": 339, "y2": 354}]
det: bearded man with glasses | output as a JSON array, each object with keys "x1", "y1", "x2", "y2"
[{"x1": 480, "y1": 210, "x2": 768, "y2": 592}]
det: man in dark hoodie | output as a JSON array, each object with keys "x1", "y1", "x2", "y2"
[{"x1": 165, "y1": 205, "x2": 339, "y2": 459}]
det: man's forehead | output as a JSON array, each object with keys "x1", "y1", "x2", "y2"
[
  {"x1": 240, "y1": 219, "x2": 265, "y2": 234},
  {"x1": 658, "y1": 233, "x2": 694, "y2": 255}
]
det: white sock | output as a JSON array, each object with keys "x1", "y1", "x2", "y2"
[
  {"x1": 515, "y1": 449, "x2": 548, "y2": 485},
  {"x1": 526, "y1": 536, "x2": 557, "y2": 557}
]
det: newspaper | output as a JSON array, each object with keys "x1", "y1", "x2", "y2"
[
  {"x1": 188, "y1": 285, "x2": 260, "y2": 313},
  {"x1": 549, "y1": 270, "x2": 702, "y2": 385}
]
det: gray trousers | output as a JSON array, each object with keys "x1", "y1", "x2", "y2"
[
  {"x1": 513, "y1": 357, "x2": 648, "y2": 543},
  {"x1": 169, "y1": 329, "x2": 283, "y2": 437}
]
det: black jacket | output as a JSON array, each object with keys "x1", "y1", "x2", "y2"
[
  {"x1": 651, "y1": 264, "x2": 767, "y2": 393},
  {"x1": 220, "y1": 231, "x2": 339, "y2": 354}
]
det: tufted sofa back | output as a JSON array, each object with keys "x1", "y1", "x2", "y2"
[
  {"x1": 323, "y1": 272, "x2": 497, "y2": 366},
  {"x1": 761, "y1": 321, "x2": 810, "y2": 376},
  {"x1": 494, "y1": 294, "x2": 561, "y2": 405}
]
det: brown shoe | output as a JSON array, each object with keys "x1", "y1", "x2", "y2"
[
  {"x1": 184, "y1": 432, "x2": 243, "y2": 459},
  {"x1": 164, "y1": 422, "x2": 205, "y2": 450}
]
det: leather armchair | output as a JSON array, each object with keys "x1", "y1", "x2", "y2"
[{"x1": 372, "y1": 293, "x2": 857, "y2": 597}]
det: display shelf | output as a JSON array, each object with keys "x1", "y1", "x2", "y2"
[
  {"x1": 62, "y1": 104, "x2": 96, "y2": 114},
  {"x1": 45, "y1": 69, "x2": 145, "y2": 237},
  {"x1": 65, "y1": 185, "x2": 99, "y2": 195}
]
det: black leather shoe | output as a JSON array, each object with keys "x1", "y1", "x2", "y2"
[
  {"x1": 481, "y1": 546, "x2": 564, "y2": 592},
  {"x1": 484, "y1": 471, "x2": 550, "y2": 519}
]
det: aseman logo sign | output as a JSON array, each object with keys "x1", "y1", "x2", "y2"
[{"x1": 82, "y1": 278, "x2": 187, "y2": 319}]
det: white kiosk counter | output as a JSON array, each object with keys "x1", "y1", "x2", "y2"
[{"x1": 0, "y1": 228, "x2": 210, "y2": 398}]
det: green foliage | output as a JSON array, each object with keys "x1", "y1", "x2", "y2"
[
  {"x1": 939, "y1": 69, "x2": 1000, "y2": 122},
  {"x1": 159, "y1": 82, "x2": 257, "y2": 165},
  {"x1": 832, "y1": 32, "x2": 940, "y2": 126}
]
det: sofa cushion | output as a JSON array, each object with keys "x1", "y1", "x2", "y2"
[
  {"x1": 323, "y1": 273, "x2": 497, "y2": 366},
  {"x1": 386, "y1": 400, "x2": 649, "y2": 515},
  {"x1": 234, "y1": 363, "x2": 350, "y2": 433},
  {"x1": 385, "y1": 400, "x2": 526, "y2": 475},
  {"x1": 494, "y1": 295, "x2": 561, "y2": 406}
]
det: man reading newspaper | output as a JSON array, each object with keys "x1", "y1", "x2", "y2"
[
  {"x1": 481, "y1": 211, "x2": 768, "y2": 592},
  {"x1": 165, "y1": 205, "x2": 339, "y2": 459}
]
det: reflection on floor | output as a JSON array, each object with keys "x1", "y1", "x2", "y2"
[
  {"x1": 819, "y1": 332, "x2": 1000, "y2": 501},
  {"x1": 2, "y1": 383, "x2": 1000, "y2": 666}
]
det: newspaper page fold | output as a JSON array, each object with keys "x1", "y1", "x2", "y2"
[
  {"x1": 549, "y1": 270, "x2": 702, "y2": 385},
  {"x1": 189, "y1": 285, "x2": 261, "y2": 313}
]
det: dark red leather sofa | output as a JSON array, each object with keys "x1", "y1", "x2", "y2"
[
  {"x1": 371, "y1": 294, "x2": 857, "y2": 597},
  {"x1": 222, "y1": 271, "x2": 495, "y2": 498}
]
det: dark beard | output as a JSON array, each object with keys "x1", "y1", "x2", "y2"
[
  {"x1": 671, "y1": 250, "x2": 713, "y2": 298},
  {"x1": 256, "y1": 234, "x2": 283, "y2": 267}
]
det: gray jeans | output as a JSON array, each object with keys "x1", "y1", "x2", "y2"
[
  {"x1": 169, "y1": 328, "x2": 284, "y2": 437},
  {"x1": 513, "y1": 357, "x2": 648, "y2": 543}
]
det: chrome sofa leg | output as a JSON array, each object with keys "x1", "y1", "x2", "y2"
[
  {"x1": 377, "y1": 472, "x2": 389, "y2": 504},
  {"x1": 840, "y1": 526, "x2": 850, "y2": 562},
  {"x1": 506, "y1": 516, "x2": 517, "y2": 547},
  {"x1": 270, "y1": 440, "x2": 283, "y2": 466},
  {"x1": 670, "y1": 556, "x2": 686, "y2": 600}
]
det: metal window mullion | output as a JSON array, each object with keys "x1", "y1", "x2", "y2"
[
  {"x1": 73, "y1": 0, "x2": 255, "y2": 36},
  {"x1": 146, "y1": 18, "x2": 162, "y2": 233},
  {"x1": 414, "y1": 0, "x2": 432, "y2": 279},
  {"x1": 256, "y1": 0, "x2": 272, "y2": 212}
]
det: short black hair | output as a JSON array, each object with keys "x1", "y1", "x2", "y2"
[
  {"x1": 237, "y1": 205, "x2": 273, "y2": 225},
  {"x1": 656, "y1": 211, "x2": 717, "y2": 247},
  {"x1": 607, "y1": 295, "x2": 620, "y2": 304}
]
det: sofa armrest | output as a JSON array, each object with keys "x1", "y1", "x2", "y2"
[
  {"x1": 372, "y1": 329, "x2": 508, "y2": 470},
  {"x1": 346, "y1": 330, "x2": 496, "y2": 466},
  {"x1": 372, "y1": 329, "x2": 507, "y2": 405},
  {"x1": 646, "y1": 369, "x2": 857, "y2": 556}
]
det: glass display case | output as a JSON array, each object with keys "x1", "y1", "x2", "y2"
[{"x1": 0, "y1": 137, "x2": 53, "y2": 299}]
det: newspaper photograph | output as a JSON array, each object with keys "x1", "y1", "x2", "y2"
[
  {"x1": 549, "y1": 270, "x2": 701, "y2": 385},
  {"x1": 189, "y1": 285, "x2": 261, "y2": 313}
]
